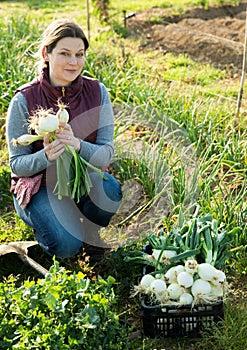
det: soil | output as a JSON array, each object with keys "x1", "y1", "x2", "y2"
[{"x1": 127, "y1": 2, "x2": 247, "y2": 73}]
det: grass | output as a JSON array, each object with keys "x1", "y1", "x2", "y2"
[{"x1": 0, "y1": 0, "x2": 247, "y2": 349}]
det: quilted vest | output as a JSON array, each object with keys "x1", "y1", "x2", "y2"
[
  {"x1": 11, "y1": 67, "x2": 101, "y2": 190},
  {"x1": 17, "y1": 67, "x2": 101, "y2": 145}
]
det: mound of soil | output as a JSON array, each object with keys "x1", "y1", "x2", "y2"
[{"x1": 127, "y1": 2, "x2": 247, "y2": 71}]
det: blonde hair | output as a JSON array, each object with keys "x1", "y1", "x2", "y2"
[{"x1": 36, "y1": 18, "x2": 89, "y2": 71}]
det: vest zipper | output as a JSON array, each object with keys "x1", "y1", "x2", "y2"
[{"x1": 61, "y1": 86, "x2": 65, "y2": 98}]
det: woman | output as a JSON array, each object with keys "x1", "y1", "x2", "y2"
[{"x1": 6, "y1": 18, "x2": 122, "y2": 259}]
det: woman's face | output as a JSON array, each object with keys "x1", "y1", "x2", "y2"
[{"x1": 44, "y1": 37, "x2": 86, "y2": 87}]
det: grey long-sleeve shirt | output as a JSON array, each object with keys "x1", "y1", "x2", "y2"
[{"x1": 6, "y1": 82, "x2": 114, "y2": 177}]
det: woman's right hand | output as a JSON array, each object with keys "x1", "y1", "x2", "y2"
[{"x1": 43, "y1": 134, "x2": 65, "y2": 162}]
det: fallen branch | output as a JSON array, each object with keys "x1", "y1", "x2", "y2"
[{"x1": 236, "y1": 7, "x2": 247, "y2": 118}]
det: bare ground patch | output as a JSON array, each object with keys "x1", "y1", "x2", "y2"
[{"x1": 127, "y1": 2, "x2": 247, "y2": 72}]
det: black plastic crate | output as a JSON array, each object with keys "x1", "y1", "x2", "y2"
[
  {"x1": 141, "y1": 244, "x2": 224, "y2": 338},
  {"x1": 142, "y1": 298, "x2": 224, "y2": 338}
]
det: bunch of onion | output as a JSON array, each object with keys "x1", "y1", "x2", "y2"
[
  {"x1": 12, "y1": 102, "x2": 106, "y2": 201},
  {"x1": 132, "y1": 273, "x2": 169, "y2": 305},
  {"x1": 133, "y1": 261, "x2": 228, "y2": 307},
  {"x1": 152, "y1": 248, "x2": 178, "y2": 265}
]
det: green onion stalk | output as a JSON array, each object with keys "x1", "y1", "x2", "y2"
[{"x1": 54, "y1": 144, "x2": 107, "y2": 202}]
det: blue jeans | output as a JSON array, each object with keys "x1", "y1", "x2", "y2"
[{"x1": 14, "y1": 172, "x2": 122, "y2": 259}]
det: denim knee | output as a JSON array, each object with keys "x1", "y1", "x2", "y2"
[
  {"x1": 90, "y1": 171, "x2": 122, "y2": 208},
  {"x1": 101, "y1": 172, "x2": 123, "y2": 202},
  {"x1": 80, "y1": 172, "x2": 122, "y2": 226},
  {"x1": 82, "y1": 203, "x2": 115, "y2": 227}
]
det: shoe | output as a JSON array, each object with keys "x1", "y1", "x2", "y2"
[{"x1": 83, "y1": 242, "x2": 111, "y2": 263}]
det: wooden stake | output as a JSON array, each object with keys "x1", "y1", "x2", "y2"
[
  {"x1": 236, "y1": 7, "x2": 247, "y2": 118},
  {"x1": 86, "y1": 0, "x2": 90, "y2": 42}
]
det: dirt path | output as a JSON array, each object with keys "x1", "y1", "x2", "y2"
[{"x1": 128, "y1": 2, "x2": 247, "y2": 72}]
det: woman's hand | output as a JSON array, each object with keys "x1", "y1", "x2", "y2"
[
  {"x1": 55, "y1": 124, "x2": 81, "y2": 152},
  {"x1": 44, "y1": 124, "x2": 81, "y2": 161},
  {"x1": 44, "y1": 134, "x2": 65, "y2": 162}
]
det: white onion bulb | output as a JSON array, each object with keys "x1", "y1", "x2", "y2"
[
  {"x1": 210, "y1": 283, "x2": 224, "y2": 297},
  {"x1": 56, "y1": 107, "x2": 69, "y2": 125},
  {"x1": 174, "y1": 264, "x2": 185, "y2": 276},
  {"x1": 185, "y1": 259, "x2": 198, "y2": 274},
  {"x1": 152, "y1": 249, "x2": 177, "y2": 263},
  {"x1": 140, "y1": 274, "x2": 155, "y2": 292},
  {"x1": 164, "y1": 266, "x2": 177, "y2": 284},
  {"x1": 177, "y1": 271, "x2": 194, "y2": 288},
  {"x1": 179, "y1": 292, "x2": 193, "y2": 305},
  {"x1": 191, "y1": 279, "x2": 211, "y2": 298},
  {"x1": 211, "y1": 269, "x2": 226, "y2": 285},
  {"x1": 197, "y1": 263, "x2": 218, "y2": 282},
  {"x1": 38, "y1": 113, "x2": 59, "y2": 133},
  {"x1": 12, "y1": 134, "x2": 44, "y2": 147},
  {"x1": 167, "y1": 283, "x2": 184, "y2": 300},
  {"x1": 150, "y1": 279, "x2": 167, "y2": 295}
]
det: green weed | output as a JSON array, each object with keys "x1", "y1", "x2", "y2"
[{"x1": 0, "y1": 261, "x2": 130, "y2": 349}]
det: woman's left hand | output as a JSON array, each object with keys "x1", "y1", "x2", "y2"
[{"x1": 55, "y1": 124, "x2": 81, "y2": 152}]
